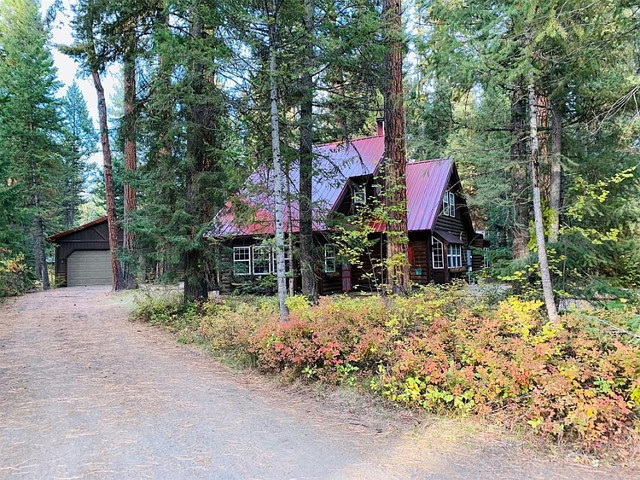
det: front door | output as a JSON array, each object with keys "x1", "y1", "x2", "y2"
[{"x1": 341, "y1": 262, "x2": 352, "y2": 292}]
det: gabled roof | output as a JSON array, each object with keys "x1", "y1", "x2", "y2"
[
  {"x1": 210, "y1": 135, "x2": 454, "y2": 236},
  {"x1": 47, "y1": 216, "x2": 108, "y2": 242}
]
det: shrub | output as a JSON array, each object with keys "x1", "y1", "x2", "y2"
[
  {"x1": 0, "y1": 248, "x2": 33, "y2": 298},
  {"x1": 136, "y1": 285, "x2": 640, "y2": 452}
]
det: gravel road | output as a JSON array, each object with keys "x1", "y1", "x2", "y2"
[{"x1": 0, "y1": 286, "x2": 636, "y2": 480}]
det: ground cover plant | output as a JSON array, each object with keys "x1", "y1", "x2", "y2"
[{"x1": 134, "y1": 285, "x2": 640, "y2": 455}]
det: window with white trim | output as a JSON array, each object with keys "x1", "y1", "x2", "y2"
[
  {"x1": 324, "y1": 244, "x2": 337, "y2": 273},
  {"x1": 448, "y1": 191, "x2": 455, "y2": 216},
  {"x1": 233, "y1": 246, "x2": 251, "y2": 275},
  {"x1": 431, "y1": 237, "x2": 444, "y2": 269},
  {"x1": 442, "y1": 190, "x2": 456, "y2": 217},
  {"x1": 352, "y1": 184, "x2": 366, "y2": 205},
  {"x1": 252, "y1": 245, "x2": 271, "y2": 275},
  {"x1": 271, "y1": 248, "x2": 292, "y2": 275},
  {"x1": 447, "y1": 244, "x2": 463, "y2": 269},
  {"x1": 442, "y1": 193, "x2": 449, "y2": 217}
]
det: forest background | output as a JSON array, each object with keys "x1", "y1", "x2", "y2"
[{"x1": 0, "y1": 0, "x2": 639, "y2": 307}]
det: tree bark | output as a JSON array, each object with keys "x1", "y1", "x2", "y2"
[
  {"x1": 269, "y1": 0, "x2": 289, "y2": 321},
  {"x1": 183, "y1": 11, "x2": 210, "y2": 303},
  {"x1": 549, "y1": 102, "x2": 562, "y2": 243},
  {"x1": 510, "y1": 81, "x2": 530, "y2": 259},
  {"x1": 528, "y1": 82, "x2": 558, "y2": 324},
  {"x1": 536, "y1": 91, "x2": 550, "y2": 201},
  {"x1": 122, "y1": 37, "x2": 138, "y2": 289},
  {"x1": 299, "y1": 0, "x2": 317, "y2": 301},
  {"x1": 92, "y1": 69, "x2": 123, "y2": 291},
  {"x1": 33, "y1": 215, "x2": 50, "y2": 290},
  {"x1": 383, "y1": 0, "x2": 410, "y2": 295}
]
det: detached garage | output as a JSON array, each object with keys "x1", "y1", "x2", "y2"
[{"x1": 48, "y1": 217, "x2": 121, "y2": 287}]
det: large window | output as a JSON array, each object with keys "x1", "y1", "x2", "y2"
[
  {"x1": 442, "y1": 190, "x2": 456, "y2": 217},
  {"x1": 447, "y1": 244, "x2": 462, "y2": 269},
  {"x1": 431, "y1": 237, "x2": 444, "y2": 269},
  {"x1": 324, "y1": 244, "x2": 337, "y2": 273},
  {"x1": 233, "y1": 246, "x2": 251, "y2": 275},
  {"x1": 252, "y1": 245, "x2": 271, "y2": 275}
]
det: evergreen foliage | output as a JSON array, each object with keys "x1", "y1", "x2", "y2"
[{"x1": 0, "y1": 0, "x2": 66, "y2": 291}]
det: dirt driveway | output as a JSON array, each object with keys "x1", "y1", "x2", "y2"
[{"x1": 0, "y1": 287, "x2": 636, "y2": 480}]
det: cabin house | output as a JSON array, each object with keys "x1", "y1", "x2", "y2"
[{"x1": 209, "y1": 132, "x2": 488, "y2": 295}]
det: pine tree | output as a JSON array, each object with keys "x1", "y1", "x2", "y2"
[
  {"x1": 65, "y1": 0, "x2": 126, "y2": 290},
  {"x1": 61, "y1": 81, "x2": 98, "y2": 228},
  {"x1": 0, "y1": 0, "x2": 65, "y2": 289},
  {"x1": 383, "y1": 0, "x2": 410, "y2": 294}
]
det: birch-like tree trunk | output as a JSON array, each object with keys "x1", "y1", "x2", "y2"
[
  {"x1": 549, "y1": 102, "x2": 562, "y2": 243},
  {"x1": 383, "y1": 0, "x2": 410, "y2": 294},
  {"x1": 528, "y1": 82, "x2": 558, "y2": 323},
  {"x1": 268, "y1": 0, "x2": 289, "y2": 321}
]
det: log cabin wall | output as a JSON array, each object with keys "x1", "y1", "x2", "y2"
[{"x1": 408, "y1": 231, "x2": 429, "y2": 285}]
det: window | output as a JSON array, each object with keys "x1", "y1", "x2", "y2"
[
  {"x1": 431, "y1": 237, "x2": 444, "y2": 269},
  {"x1": 271, "y1": 247, "x2": 292, "y2": 274},
  {"x1": 324, "y1": 244, "x2": 337, "y2": 273},
  {"x1": 447, "y1": 244, "x2": 462, "y2": 269},
  {"x1": 233, "y1": 246, "x2": 251, "y2": 275},
  {"x1": 352, "y1": 184, "x2": 366, "y2": 205},
  {"x1": 252, "y1": 245, "x2": 271, "y2": 275},
  {"x1": 442, "y1": 190, "x2": 456, "y2": 217}
]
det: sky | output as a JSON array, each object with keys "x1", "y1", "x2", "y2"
[{"x1": 42, "y1": 0, "x2": 118, "y2": 131}]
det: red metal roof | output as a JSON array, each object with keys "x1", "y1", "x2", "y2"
[{"x1": 210, "y1": 135, "x2": 453, "y2": 236}]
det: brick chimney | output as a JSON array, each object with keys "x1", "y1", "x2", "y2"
[{"x1": 376, "y1": 117, "x2": 384, "y2": 137}]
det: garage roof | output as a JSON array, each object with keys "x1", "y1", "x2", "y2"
[{"x1": 47, "y1": 216, "x2": 108, "y2": 242}]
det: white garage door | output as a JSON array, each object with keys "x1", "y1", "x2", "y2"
[{"x1": 67, "y1": 250, "x2": 112, "y2": 286}]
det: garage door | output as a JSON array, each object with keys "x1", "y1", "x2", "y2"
[{"x1": 67, "y1": 250, "x2": 112, "y2": 286}]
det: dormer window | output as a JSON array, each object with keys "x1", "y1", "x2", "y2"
[
  {"x1": 442, "y1": 190, "x2": 455, "y2": 217},
  {"x1": 352, "y1": 183, "x2": 366, "y2": 205}
]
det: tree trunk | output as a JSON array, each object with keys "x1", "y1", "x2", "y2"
[
  {"x1": 269, "y1": 0, "x2": 289, "y2": 321},
  {"x1": 122, "y1": 37, "x2": 138, "y2": 289},
  {"x1": 510, "y1": 81, "x2": 530, "y2": 259},
  {"x1": 33, "y1": 215, "x2": 50, "y2": 290},
  {"x1": 92, "y1": 69, "x2": 123, "y2": 291},
  {"x1": 383, "y1": 0, "x2": 410, "y2": 295},
  {"x1": 549, "y1": 102, "x2": 562, "y2": 243},
  {"x1": 299, "y1": 0, "x2": 317, "y2": 301},
  {"x1": 183, "y1": 11, "x2": 210, "y2": 303},
  {"x1": 528, "y1": 82, "x2": 558, "y2": 324},
  {"x1": 287, "y1": 179, "x2": 295, "y2": 296},
  {"x1": 536, "y1": 91, "x2": 550, "y2": 201}
]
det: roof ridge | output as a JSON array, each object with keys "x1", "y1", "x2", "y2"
[
  {"x1": 408, "y1": 157, "x2": 451, "y2": 165},
  {"x1": 314, "y1": 134, "x2": 383, "y2": 148}
]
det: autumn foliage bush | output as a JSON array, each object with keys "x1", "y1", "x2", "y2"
[
  {"x1": 136, "y1": 285, "x2": 640, "y2": 451},
  {"x1": 0, "y1": 248, "x2": 32, "y2": 298}
]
